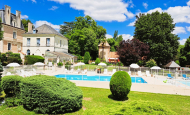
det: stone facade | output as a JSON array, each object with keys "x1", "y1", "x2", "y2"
[{"x1": 0, "y1": 5, "x2": 25, "y2": 53}]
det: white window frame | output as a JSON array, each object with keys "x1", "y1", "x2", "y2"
[
  {"x1": 8, "y1": 42, "x2": 11, "y2": 51},
  {"x1": 27, "y1": 38, "x2": 30, "y2": 46},
  {"x1": 37, "y1": 38, "x2": 40, "y2": 46},
  {"x1": 46, "y1": 38, "x2": 50, "y2": 46},
  {"x1": 27, "y1": 49, "x2": 30, "y2": 55},
  {"x1": 13, "y1": 31, "x2": 17, "y2": 39}
]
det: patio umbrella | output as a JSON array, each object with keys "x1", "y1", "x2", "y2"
[
  {"x1": 98, "y1": 62, "x2": 106, "y2": 66},
  {"x1": 34, "y1": 62, "x2": 45, "y2": 66},
  {"x1": 130, "y1": 63, "x2": 139, "y2": 74},
  {"x1": 7, "y1": 63, "x2": 20, "y2": 67},
  {"x1": 150, "y1": 66, "x2": 161, "y2": 75}
]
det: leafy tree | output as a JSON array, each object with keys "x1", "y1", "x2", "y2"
[
  {"x1": 117, "y1": 38, "x2": 150, "y2": 66},
  {"x1": 179, "y1": 37, "x2": 190, "y2": 66},
  {"x1": 84, "y1": 52, "x2": 91, "y2": 64},
  {"x1": 116, "y1": 35, "x2": 123, "y2": 43},
  {"x1": 145, "y1": 59, "x2": 157, "y2": 67},
  {"x1": 134, "y1": 11, "x2": 179, "y2": 66},
  {"x1": 60, "y1": 15, "x2": 106, "y2": 59},
  {"x1": 0, "y1": 18, "x2": 3, "y2": 40},
  {"x1": 113, "y1": 30, "x2": 118, "y2": 40},
  {"x1": 0, "y1": 61, "x2": 3, "y2": 95},
  {"x1": 21, "y1": 19, "x2": 34, "y2": 32},
  {"x1": 107, "y1": 38, "x2": 116, "y2": 51}
]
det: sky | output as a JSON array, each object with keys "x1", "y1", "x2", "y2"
[{"x1": 1, "y1": 0, "x2": 190, "y2": 45}]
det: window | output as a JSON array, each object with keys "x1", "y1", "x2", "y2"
[
  {"x1": 46, "y1": 38, "x2": 50, "y2": 46},
  {"x1": 27, "y1": 49, "x2": 30, "y2": 55},
  {"x1": 47, "y1": 49, "x2": 50, "y2": 51},
  {"x1": 13, "y1": 32, "x2": 16, "y2": 39},
  {"x1": 60, "y1": 40, "x2": 62, "y2": 47},
  {"x1": 27, "y1": 38, "x2": 30, "y2": 46},
  {"x1": 8, "y1": 43, "x2": 11, "y2": 50},
  {"x1": 37, "y1": 38, "x2": 40, "y2": 46}
]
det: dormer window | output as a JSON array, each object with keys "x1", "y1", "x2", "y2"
[{"x1": 33, "y1": 29, "x2": 36, "y2": 34}]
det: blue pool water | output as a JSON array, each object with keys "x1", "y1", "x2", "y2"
[
  {"x1": 55, "y1": 74, "x2": 147, "y2": 83},
  {"x1": 177, "y1": 80, "x2": 190, "y2": 87}
]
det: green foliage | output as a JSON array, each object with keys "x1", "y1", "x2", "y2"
[
  {"x1": 83, "y1": 100, "x2": 176, "y2": 115},
  {"x1": 0, "y1": 61, "x2": 3, "y2": 95},
  {"x1": 76, "y1": 54, "x2": 83, "y2": 60},
  {"x1": 95, "y1": 58, "x2": 100, "y2": 65},
  {"x1": 57, "y1": 62, "x2": 63, "y2": 66},
  {"x1": 175, "y1": 60, "x2": 180, "y2": 65},
  {"x1": 0, "y1": 52, "x2": 22, "y2": 66},
  {"x1": 60, "y1": 15, "x2": 106, "y2": 59},
  {"x1": 137, "y1": 60, "x2": 145, "y2": 66},
  {"x1": 134, "y1": 11, "x2": 179, "y2": 65},
  {"x1": 116, "y1": 62, "x2": 124, "y2": 66},
  {"x1": 179, "y1": 37, "x2": 190, "y2": 66},
  {"x1": 145, "y1": 59, "x2": 157, "y2": 67},
  {"x1": 84, "y1": 52, "x2": 91, "y2": 64},
  {"x1": 107, "y1": 38, "x2": 116, "y2": 51},
  {"x1": 5, "y1": 97, "x2": 22, "y2": 107},
  {"x1": 110, "y1": 71, "x2": 132, "y2": 100},
  {"x1": 113, "y1": 30, "x2": 118, "y2": 40},
  {"x1": 21, "y1": 19, "x2": 34, "y2": 32},
  {"x1": 0, "y1": 18, "x2": 4, "y2": 40},
  {"x1": 20, "y1": 75, "x2": 83, "y2": 114},
  {"x1": 1, "y1": 75, "x2": 23, "y2": 96},
  {"x1": 24, "y1": 55, "x2": 44, "y2": 65}
]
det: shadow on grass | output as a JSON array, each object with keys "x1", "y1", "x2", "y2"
[{"x1": 108, "y1": 94, "x2": 129, "y2": 101}]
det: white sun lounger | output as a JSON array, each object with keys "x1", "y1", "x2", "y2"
[
  {"x1": 104, "y1": 69, "x2": 107, "y2": 75},
  {"x1": 138, "y1": 71, "x2": 142, "y2": 76},
  {"x1": 146, "y1": 71, "x2": 151, "y2": 77}
]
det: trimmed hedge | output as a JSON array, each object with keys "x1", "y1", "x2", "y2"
[
  {"x1": 83, "y1": 100, "x2": 177, "y2": 115},
  {"x1": 20, "y1": 75, "x2": 83, "y2": 114},
  {"x1": 95, "y1": 58, "x2": 100, "y2": 65},
  {"x1": 110, "y1": 71, "x2": 131, "y2": 100},
  {"x1": 84, "y1": 52, "x2": 91, "y2": 64},
  {"x1": 24, "y1": 55, "x2": 44, "y2": 65},
  {"x1": 1, "y1": 75, "x2": 23, "y2": 96}
]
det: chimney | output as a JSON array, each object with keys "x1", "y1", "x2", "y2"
[
  {"x1": 28, "y1": 22, "x2": 33, "y2": 32},
  {"x1": 16, "y1": 10, "x2": 21, "y2": 28},
  {"x1": 5, "y1": 5, "x2": 11, "y2": 25}
]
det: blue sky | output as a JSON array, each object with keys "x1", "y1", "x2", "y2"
[{"x1": 1, "y1": 0, "x2": 190, "y2": 45}]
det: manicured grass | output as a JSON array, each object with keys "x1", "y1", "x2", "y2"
[{"x1": 0, "y1": 87, "x2": 190, "y2": 114}]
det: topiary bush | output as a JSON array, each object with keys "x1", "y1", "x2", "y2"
[
  {"x1": 20, "y1": 75, "x2": 83, "y2": 114},
  {"x1": 83, "y1": 100, "x2": 177, "y2": 115},
  {"x1": 95, "y1": 58, "x2": 100, "y2": 65},
  {"x1": 24, "y1": 55, "x2": 44, "y2": 65},
  {"x1": 84, "y1": 52, "x2": 91, "y2": 64},
  {"x1": 110, "y1": 71, "x2": 131, "y2": 100},
  {"x1": 1, "y1": 75, "x2": 23, "y2": 96},
  {"x1": 57, "y1": 62, "x2": 63, "y2": 66}
]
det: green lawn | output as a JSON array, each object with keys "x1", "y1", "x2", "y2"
[{"x1": 0, "y1": 87, "x2": 190, "y2": 114}]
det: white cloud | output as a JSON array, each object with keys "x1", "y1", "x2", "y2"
[
  {"x1": 164, "y1": 3, "x2": 167, "y2": 7},
  {"x1": 187, "y1": 0, "x2": 190, "y2": 6},
  {"x1": 31, "y1": 0, "x2": 36, "y2": 3},
  {"x1": 143, "y1": 2, "x2": 148, "y2": 9},
  {"x1": 21, "y1": 15, "x2": 28, "y2": 19},
  {"x1": 178, "y1": 39, "x2": 187, "y2": 45},
  {"x1": 106, "y1": 34, "x2": 113, "y2": 39},
  {"x1": 186, "y1": 26, "x2": 190, "y2": 32},
  {"x1": 128, "y1": 0, "x2": 134, "y2": 8},
  {"x1": 48, "y1": 0, "x2": 135, "y2": 22},
  {"x1": 128, "y1": 20, "x2": 136, "y2": 26},
  {"x1": 34, "y1": 20, "x2": 60, "y2": 31},
  {"x1": 173, "y1": 27, "x2": 186, "y2": 34},
  {"x1": 49, "y1": 6, "x2": 59, "y2": 10},
  {"x1": 121, "y1": 34, "x2": 133, "y2": 41}
]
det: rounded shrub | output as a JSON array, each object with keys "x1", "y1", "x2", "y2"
[
  {"x1": 110, "y1": 71, "x2": 131, "y2": 100},
  {"x1": 20, "y1": 75, "x2": 83, "y2": 114},
  {"x1": 95, "y1": 58, "x2": 100, "y2": 65},
  {"x1": 1, "y1": 75, "x2": 23, "y2": 96},
  {"x1": 24, "y1": 55, "x2": 44, "y2": 65}
]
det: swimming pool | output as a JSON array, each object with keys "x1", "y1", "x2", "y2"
[
  {"x1": 176, "y1": 80, "x2": 190, "y2": 87},
  {"x1": 55, "y1": 74, "x2": 147, "y2": 83}
]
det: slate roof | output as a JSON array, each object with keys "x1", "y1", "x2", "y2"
[
  {"x1": 165, "y1": 61, "x2": 180, "y2": 68},
  {"x1": 26, "y1": 24, "x2": 66, "y2": 38},
  {"x1": 0, "y1": 9, "x2": 24, "y2": 30}
]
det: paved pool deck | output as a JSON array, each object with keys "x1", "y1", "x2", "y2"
[{"x1": 42, "y1": 68, "x2": 190, "y2": 96}]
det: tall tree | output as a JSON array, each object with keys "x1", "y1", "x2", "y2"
[
  {"x1": 60, "y1": 15, "x2": 106, "y2": 59},
  {"x1": 107, "y1": 38, "x2": 116, "y2": 51},
  {"x1": 179, "y1": 37, "x2": 190, "y2": 66},
  {"x1": 134, "y1": 11, "x2": 179, "y2": 65},
  {"x1": 21, "y1": 19, "x2": 34, "y2": 32},
  {"x1": 0, "y1": 18, "x2": 3, "y2": 40},
  {"x1": 117, "y1": 38, "x2": 150, "y2": 66},
  {"x1": 113, "y1": 30, "x2": 118, "y2": 40}
]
